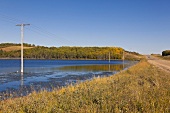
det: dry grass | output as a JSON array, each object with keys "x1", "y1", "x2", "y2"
[
  {"x1": 1, "y1": 46, "x2": 33, "y2": 52},
  {"x1": 124, "y1": 52, "x2": 144, "y2": 60},
  {"x1": 0, "y1": 60, "x2": 170, "y2": 113},
  {"x1": 151, "y1": 54, "x2": 170, "y2": 61}
]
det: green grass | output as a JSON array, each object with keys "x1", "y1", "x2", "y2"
[{"x1": 0, "y1": 60, "x2": 170, "y2": 113}]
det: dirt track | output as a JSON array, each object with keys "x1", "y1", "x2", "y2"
[{"x1": 147, "y1": 55, "x2": 170, "y2": 73}]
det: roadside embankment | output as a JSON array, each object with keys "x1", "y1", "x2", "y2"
[
  {"x1": 147, "y1": 55, "x2": 170, "y2": 72},
  {"x1": 0, "y1": 60, "x2": 170, "y2": 113}
]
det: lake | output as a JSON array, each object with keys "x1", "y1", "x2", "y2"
[{"x1": 0, "y1": 59, "x2": 137, "y2": 99}]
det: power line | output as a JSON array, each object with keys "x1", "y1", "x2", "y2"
[
  {"x1": 0, "y1": 12, "x2": 116, "y2": 47},
  {"x1": 0, "y1": 11, "x2": 24, "y2": 23},
  {"x1": 0, "y1": 13, "x2": 78, "y2": 46}
]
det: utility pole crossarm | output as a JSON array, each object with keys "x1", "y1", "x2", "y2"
[{"x1": 16, "y1": 24, "x2": 30, "y2": 26}]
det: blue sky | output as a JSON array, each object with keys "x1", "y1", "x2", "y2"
[{"x1": 0, "y1": 0, "x2": 170, "y2": 54}]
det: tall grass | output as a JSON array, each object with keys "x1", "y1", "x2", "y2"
[{"x1": 0, "y1": 60, "x2": 170, "y2": 113}]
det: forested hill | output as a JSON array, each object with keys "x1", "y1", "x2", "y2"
[{"x1": 0, "y1": 43, "x2": 140, "y2": 60}]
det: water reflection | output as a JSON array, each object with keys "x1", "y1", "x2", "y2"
[
  {"x1": 0, "y1": 64, "x2": 130, "y2": 92},
  {"x1": 20, "y1": 73, "x2": 24, "y2": 86},
  {"x1": 58, "y1": 64, "x2": 124, "y2": 72},
  {"x1": 0, "y1": 61, "x2": 137, "y2": 100}
]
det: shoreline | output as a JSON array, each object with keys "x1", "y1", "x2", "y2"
[{"x1": 0, "y1": 58, "x2": 126, "y2": 61}]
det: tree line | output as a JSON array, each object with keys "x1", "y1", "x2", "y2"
[{"x1": 0, "y1": 43, "x2": 124, "y2": 60}]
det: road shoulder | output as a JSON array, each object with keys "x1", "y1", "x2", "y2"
[{"x1": 147, "y1": 55, "x2": 170, "y2": 73}]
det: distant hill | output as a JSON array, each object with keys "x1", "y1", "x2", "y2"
[
  {"x1": 1, "y1": 46, "x2": 34, "y2": 52},
  {"x1": 124, "y1": 51, "x2": 143, "y2": 60},
  {"x1": 0, "y1": 43, "x2": 34, "y2": 48},
  {"x1": 0, "y1": 43, "x2": 142, "y2": 60}
]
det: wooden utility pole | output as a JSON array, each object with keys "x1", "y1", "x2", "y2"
[
  {"x1": 109, "y1": 52, "x2": 110, "y2": 63},
  {"x1": 123, "y1": 50, "x2": 125, "y2": 69},
  {"x1": 16, "y1": 24, "x2": 30, "y2": 73}
]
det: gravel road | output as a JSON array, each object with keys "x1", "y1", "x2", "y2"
[{"x1": 147, "y1": 55, "x2": 170, "y2": 73}]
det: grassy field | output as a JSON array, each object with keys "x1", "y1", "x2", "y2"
[
  {"x1": 151, "y1": 54, "x2": 170, "y2": 61},
  {"x1": 0, "y1": 46, "x2": 33, "y2": 52},
  {"x1": 124, "y1": 51, "x2": 144, "y2": 61},
  {"x1": 0, "y1": 60, "x2": 170, "y2": 113},
  {"x1": 159, "y1": 56, "x2": 170, "y2": 60}
]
